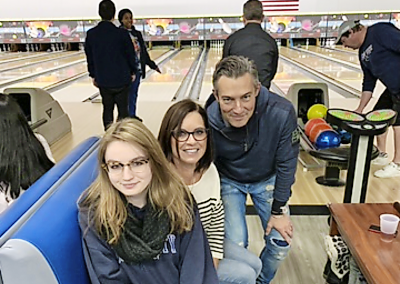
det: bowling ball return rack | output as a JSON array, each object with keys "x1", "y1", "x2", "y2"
[{"x1": 309, "y1": 109, "x2": 397, "y2": 203}]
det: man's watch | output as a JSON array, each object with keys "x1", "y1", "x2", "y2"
[{"x1": 271, "y1": 206, "x2": 289, "y2": 216}]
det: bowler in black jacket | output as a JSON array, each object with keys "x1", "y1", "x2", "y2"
[
  {"x1": 205, "y1": 0, "x2": 278, "y2": 109},
  {"x1": 85, "y1": 0, "x2": 138, "y2": 130}
]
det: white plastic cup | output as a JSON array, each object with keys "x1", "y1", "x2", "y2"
[{"x1": 380, "y1": 214, "x2": 400, "y2": 235}]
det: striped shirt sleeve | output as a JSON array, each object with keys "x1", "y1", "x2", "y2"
[{"x1": 189, "y1": 164, "x2": 224, "y2": 259}]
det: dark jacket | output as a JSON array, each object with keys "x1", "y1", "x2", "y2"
[
  {"x1": 85, "y1": 21, "x2": 138, "y2": 88},
  {"x1": 79, "y1": 206, "x2": 218, "y2": 284},
  {"x1": 207, "y1": 86, "x2": 299, "y2": 212},
  {"x1": 127, "y1": 26, "x2": 159, "y2": 79},
  {"x1": 223, "y1": 23, "x2": 278, "y2": 89},
  {"x1": 359, "y1": 23, "x2": 400, "y2": 97}
]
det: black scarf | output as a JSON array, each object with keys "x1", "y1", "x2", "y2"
[{"x1": 112, "y1": 202, "x2": 170, "y2": 264}]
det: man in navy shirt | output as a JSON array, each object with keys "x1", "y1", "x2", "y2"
[
  {"x1": 207, "y1": 56, "x2": 299, "y2": 284},
  {"x1": 337, "y1": 20, "x2": 400, "y2": 178},
  {"x1": 85, "y1": 0, "x2": 138, "y2": 130}
]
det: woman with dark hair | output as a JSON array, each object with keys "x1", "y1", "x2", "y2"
[
  {"x1": 78, "y1": 119, "x2": 218, "y2": 284},
  {"x1": 158, "y1": 99, "x2": 262, "y2": 284},
  {"x1": 0, "y1": 93, "x2": 54, "y2": 213},
  {"x1": 118, "y1": 8, "x2": 161, "y2": 120}
]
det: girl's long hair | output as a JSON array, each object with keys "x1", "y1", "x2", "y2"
[
  {"x1": 79, "y1": 119, "x2": 194, "y2": 244},
  {"x1": 0, "y1": 93, "x2": 54, "y2": 199}
]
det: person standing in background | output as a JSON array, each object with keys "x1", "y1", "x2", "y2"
[
  {"x1": 205, "y1": 0, "x2": 278, "y2": 109},
  {"x1": 118, "y1": 8, "x2": 162, "y2": 121},
  {"x1": 85, "y1": 0, "x2": 138, "y2": 130},
  {"x1": 337, "y1": 20, "x2": 400, "y2": 178}
]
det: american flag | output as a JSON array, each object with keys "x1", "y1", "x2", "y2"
[{"x1": 260, "y1": 0, "x2": 300, "y2": 12}]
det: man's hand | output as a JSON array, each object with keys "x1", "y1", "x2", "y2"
[
  {"x1": 354, "y1": 91, "x2": 373, "y2": 114},
  {"x1": 132, "y1": 74, "x2": 136, "y2": 82},
  {"x1": 212, "y1": 258, "x2": 220, "y2": 269},
  {"x1": 265, "y1": 214, "x2": 293, "y2": 244},
  {"x1": 91, "y1": 78, "x2": 98, "y2": 88}
]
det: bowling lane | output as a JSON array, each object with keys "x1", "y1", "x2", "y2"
[
  {"x1": 0, "y1": 51, "x2": 79, "y2": 71},
  {"x1": 305, "y1": 46, "x2": 360, "y2": 65},
  {"x1": 2, "y1": 64, "x2": 87, "y2": 90},
  {"x1": 51, "y1": 49, "x2": 168, "y2": 102},
  {"x1": 135, "y1": 48, "x2": 201, "y2": 134},
  {"x1": 198, "y1": 48, "x2": 223, "y2": 103},
  {"x1": 0, "y1": 53, "x2": 85, "y2": 84},
  {"x1": 273, "y1": 60, "x2": 345, "y2": 100},
  {"x1": 0, "y1": 52, "x2": 49, "y2": 61},
  {"x1": 138, "y1": 48, "x2": 201, "y2": 102},
  {"x1": 332, "y1": 45, "x2": 358, "y2": 54},
  {"x1": 280, "y1": 47, "x2": 386, "y2": 96}
]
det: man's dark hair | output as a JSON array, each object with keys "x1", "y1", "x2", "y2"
[
  {"x1": 243, "y1": 0, "x2": 264, "y2": 21},
  {"x1": 99, "y1": 0, "x2": 116, "y2": 21}
]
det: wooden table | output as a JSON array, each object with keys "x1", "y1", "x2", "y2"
[{"x1": 329, "y1": 203, "x2": 400, "y2": 284}]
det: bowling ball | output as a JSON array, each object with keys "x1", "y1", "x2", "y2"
[
  {"x1": 315, "y1": 130, "x2": 341, "y2": 149},
  {"x1": 309, "y1": 123, "x2": 332, "y2": 143},
  {"x1": 339, "y1": 130, "x2": 352, "y2": 144},
  {"x1": 304, "y1": 118, "x2": 327, "y2": 136},
  {"x1": 307, "y1": 104, "x2": 328, "y2": 120}
]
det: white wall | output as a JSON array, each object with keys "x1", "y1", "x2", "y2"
[
  {"x1": 0, "y1": 0, "x2": 398, "y2": 20},
  {"x1": 300, "y1": 0, "x2": 397, "y2": 14}
]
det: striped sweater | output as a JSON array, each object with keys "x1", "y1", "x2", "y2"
[{"x1": 189, "y1": 163, "x2": 225, "y2": 259}]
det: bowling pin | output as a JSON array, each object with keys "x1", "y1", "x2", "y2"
[{"x1": 218, "y1": 18, "x2": 232, "y2": 34}]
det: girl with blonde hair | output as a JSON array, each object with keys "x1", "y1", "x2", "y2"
[{"x1": 79, "y1": 118, "x2": 218, "y2": 284}]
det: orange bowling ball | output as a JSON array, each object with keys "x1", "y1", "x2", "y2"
[
  {"x1": 304, "y1": 118, "x2": 327, "y2": 136},
  {"x1": 310, "y1": 123, "x2": 333, "y2": 143}
]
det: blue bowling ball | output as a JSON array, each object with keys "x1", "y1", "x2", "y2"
[{"x1": 315, "y1": 130, "x2": 341, "y2": 149}]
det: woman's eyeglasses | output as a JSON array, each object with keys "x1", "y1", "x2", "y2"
[
  {"x1": 103, "y1": 158, "x2": 149, "y2": 175},
  {"x1": 171, "y1": 128, "x2": 208, "y2": 142}
]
